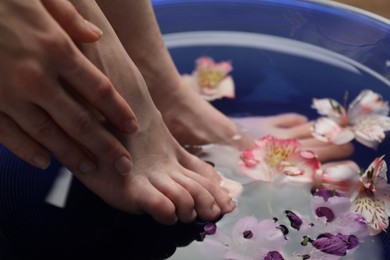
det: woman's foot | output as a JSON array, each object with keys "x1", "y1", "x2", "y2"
[
  {"x1": 74, "y1": 110, "x2": 235, "y2": 225},
  {"x1": 232, "y1": 113, "x2": 354, "y2": 162},
  {"x1": 148, "y1": 74, "x2": 353, "y2": 162},
  {"x1": 70, "y1": 0, "x2": 235, "y2": 225}
]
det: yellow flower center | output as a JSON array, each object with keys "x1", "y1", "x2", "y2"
[
  {"x1": 265, "y1": 147, "x2": 292, "y2": 168},
  {"x1": 197, "y1": 70, "x2": 225, "y2": 89}
]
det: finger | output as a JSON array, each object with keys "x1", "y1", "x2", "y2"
[
  {"x1": 0, "y1": 112, "x2": 51, "y2": 169},
  {"x1": 48, "y1": 42, "x2": 138, "y2": 135},
  {"x1": 35, "y1": 82, "x2": 134, "y2": 175},
  {"x1": 41, "y1": 0, "x2": 102, "y2": 42},
  {"x1": 8, "y1": 104, "x2": 98, "y2": 175}
]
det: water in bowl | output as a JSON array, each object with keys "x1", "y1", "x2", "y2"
[{"x1": 165, "y1": 31, "x2": 389, "y2": 259}]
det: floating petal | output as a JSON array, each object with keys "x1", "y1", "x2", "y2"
[
  {"x1": 312, "y1": 118, "x2": 354, "y2": 144},
  {"x1": 348, "y1": 90, "x2": 390, "y2": 120},
  {"x1": 312, "y1": 98, "x2": 346, "y2": 122},
  {"x1": 353, "y1": 116, "x2": 390, "y2": 148}
]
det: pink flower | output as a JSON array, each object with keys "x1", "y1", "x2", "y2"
[
  {"x1": 311, "y1": 90, "x2": 390, "y2": 148},
  {"x1": 182, "y1": 56, "x2": 235, "y2": 101},
  {"x1": 240, "y1": 135, "x2": 320, "y2": 183},
  {"x1": 352, "y1": 156, "x2": 390, "y2": 235}
]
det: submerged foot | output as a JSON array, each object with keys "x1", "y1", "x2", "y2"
[{"x1": 149, "y1": 73, "x2": 353, "y2": 162}]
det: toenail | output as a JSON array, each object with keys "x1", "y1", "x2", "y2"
[
  {"x1": 211, "y1": 203, "x2": 221, "y2": 216},
  {"x1": 114, "y1": 155, "x2": 133, "y2": 175},
  {"x1": 78, "y1": 159, "x2": 96, "y2": 174},
  {"x1": 191, "y1": 209, "x2": 197, "y2": 220},
  {"x1": 228, "y1": 199, "x2": 237, "y2": 210}
]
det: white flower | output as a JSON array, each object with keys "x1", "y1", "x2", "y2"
[
  {"x1": 351, "y1": 156, "x2": 390, "y2": 235},
  {"x1": 311, "y1": 90, "x2": 390, "y2": 148}
]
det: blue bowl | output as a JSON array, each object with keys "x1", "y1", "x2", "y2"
[
  {"x1": 152, "y1": 0, "x2": 390, "y2": 259},
  {"x1": 0, "y1": 1, "x2": 390, "y2": 259}
]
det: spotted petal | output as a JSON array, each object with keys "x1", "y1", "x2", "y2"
[
  {"x1": 368, "y1": 199, "x2": 389, "y2": 236},
  {"x1": 312, "y1": 117, "x2": 354, "y2": 144},
  {"x1": 352, "y1": 196, "x2": 389, "y2": 235},
  {"x1": 361, "y1": 156, "x2": 387, "y2": 190},
  {"x1": 352, "y1": 196, "x2": 375, "y2": 223},
  {"x1": 348, "y1": 90, "x2": 390, "y2": 120}
]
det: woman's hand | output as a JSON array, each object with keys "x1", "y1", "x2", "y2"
[{"x1": 0, "y1": 0, "x2": 138, "y2": 176}]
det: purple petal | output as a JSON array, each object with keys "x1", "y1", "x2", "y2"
[
  {"x1": 312, "y1": 233, "x2": 359, "y2": 256},
  {"x1": 243, "y1": 230, "x2": 254, "y2": 239},
  {"x1": 315, "y1": 207, "x2": 335, "y2": 222},
  {"x1": 347, "y1": 235, "x2": 359, "y2": 250},
  {"x1": 285, "y1": 210, "x2": 303, "y2": 230},
  {"x1": 313, "y1": 189, "x2": 344, "y2": 201},
  {"x1": 264, "y1": 251, "x2": 284, "y2": 260},
  {"x1": 204, "y1": 223, "x2": 217, "y2": 235}
]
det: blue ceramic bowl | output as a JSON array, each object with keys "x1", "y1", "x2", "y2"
[
  {"x1": 1, "y1": 1, "x2": 390, "y2": 259},
  {"x1": 152, "y1": 0, "x2": 390, "y2": 259}
]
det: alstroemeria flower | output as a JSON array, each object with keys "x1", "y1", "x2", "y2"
[
  {"x1": 201, "y1": 216, "x2": 286, "y2": 260},
  {"x1": 352, "y1": 156, "x2": 390, "y2": 235},
  {"x1": 311, "y1": 90, "x2": 390, "y2": 148},
  {"x1": 240, "y1": 135, "x2": 320, "y2": 183},
  {"x1": 182, "y1": 56, "x2": 235, "y2": 101}
]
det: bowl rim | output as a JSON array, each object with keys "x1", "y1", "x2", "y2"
[{"x1": 152, "y1": 0, "x2": 390, "y2": 26}]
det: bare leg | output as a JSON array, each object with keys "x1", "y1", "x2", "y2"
[
  {"x1": 96, "y1": 0, "x2": 354, "y2": 162},
  {"x1": 69, "y1": 0, "x2": 235, "y2": 225}
]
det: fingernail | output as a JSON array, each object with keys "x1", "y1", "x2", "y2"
[
  {"x1": 84, "y1": 19, "x2": 103, "y2": 37},
  {"x1": 123, "y1": 119, "x2": 138, "y2": 134},
  {"x1": 78, "y1": 159, "x2": 96, "y2": 174},
  {"x1": 114, "y1": 155, "x2": 133, "y2": 175},
  {"x1": 211, "y1": 203, "x2": 221, "y2": 216},
  {"x1": 32, "y1": 154, "x2": 50, "y2": 170}
]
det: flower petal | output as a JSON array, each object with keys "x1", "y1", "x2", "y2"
[
  {"x1": 352, "y1": 196, "x2": 375, "y2": 223},
  {"x1": 283, "y1": 150, "x2": 320, "y2": 182},
  {"x1": 361, "y1": 156, "x2": 387, "y2": 189},
  {"x1": 353, "y1": 116, "x2": 390, "y2": 148},
  {"x1": 348, "y1": 90, "x2": 390, "y2": 119},
  {"x1": 312, "y1": 118, "x2": 354, "y2": 144},
  {"x1": 312, "y1": 98, "x2": 346, "y2": 121},
  {"x1": 215, "y1": 76, "x2": 235, "y2": 99},
  {"x1": 318, "y1": 164, "x2": 361, "y2": 195},
  {"x1": 368, "y1": 199, "x2": 389, "y2": 236}
]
